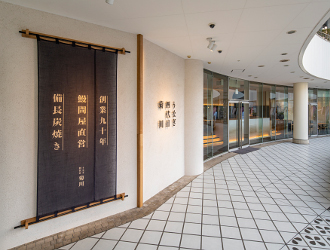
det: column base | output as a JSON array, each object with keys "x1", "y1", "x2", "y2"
[{"x1": 292, "y1": 138, "x2": 309, "y2": 144}]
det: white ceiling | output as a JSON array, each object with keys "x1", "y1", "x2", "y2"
[{"x1": 3, "y1": 0, "x2": 330, "y2": 87}]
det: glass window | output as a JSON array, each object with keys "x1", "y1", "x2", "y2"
[
  {"x1": 287, "y1": 87, "x2": 293, "y2": 138},
  {"x1": 308, "y1": 89, "x2": 317, "y2": 136},
  {"x1": 262, "y1": 84, "x2": 274, "y2": 142},
  {"x1": 275, "y1": 86, "x2": 287, "y2": 140},
  {"x1": 229, "y1": 78, "x2": 249, "y2": 100},
  {"x1": 203, "y1": 70, "x2": 228, "y2": 160},
  {"x1": 317, "y1": 89, "x2": 329, "y2": 135},
  {"x1": 249, "y1": 82, "x2": 263, "y2": 144}
]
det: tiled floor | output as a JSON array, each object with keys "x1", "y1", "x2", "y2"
[{"x1": 59, "y1": 138, "x2": 330, "y2": 250}]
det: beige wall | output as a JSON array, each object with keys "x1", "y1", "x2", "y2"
[{"x1": 143, "y1": 39, "x2": 185, "y2": 201}]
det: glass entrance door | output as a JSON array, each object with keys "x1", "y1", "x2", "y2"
[{"x1": 229, "y1": 101, "x2": 249, "y2": 149}]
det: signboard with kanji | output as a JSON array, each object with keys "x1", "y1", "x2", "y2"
[{"x1": 37, "y1": 40, "x2": 117, "y2": 217}]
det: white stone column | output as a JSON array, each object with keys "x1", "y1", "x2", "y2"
[
  {"x1": 293, "y1": 82, "x2": 309, "y2": 144},
  {"x1": 184, "y1": 59, "x2": 203, "y2": 175}
]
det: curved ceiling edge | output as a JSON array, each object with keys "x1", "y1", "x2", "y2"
[{"x1": 298, "y1": 9, "x2": 330, "y2": 82}]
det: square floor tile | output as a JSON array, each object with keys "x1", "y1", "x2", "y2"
[
  {"x1": 268, "y1": 212, "x2": 289, "y2": 222},
  {"x1": 219, "y1": 216, "x2": 238, "y2": 227},
  {"x1": 221, "y1": 225, "x2": 241, "y2": 239},
  {"x1": 136, "y1": 243, "x2": 158, "y2": 250},
  {"x1": 285, "y1": 213, "x2": 308, "y2": 223},
  {"x1": 168, "y1": 212, "x2": 185, "y2": 222},
  {"x1": 273, "y1": 221, "x2": 297, "y2": 233},
  {"x1": 139, "y1": 231, "x2": 162, "y2": 245},
  {"x1": 202, "y1": 236, "x2": 222, "y2": 250},
  {"x1": 243, "y1": 240, "x2": 267, "y2": 250},
  {"x1": 70, "y1": 238, "x2": 98, "y2": 250},
  {"x1": 203, "y1": 214, "x2": 220, "y2": 225},
  {"x1": 113, "y1": 241, "x2": 137, "y2": 250},
  {"x1": 187, "y1": 205, "x2": 203, "y2": 214},
  {"x1": 120, "y1": 228, "x2": 144, "y2": 242},
  {"x1": 129, "y1": 218, "x2": 149, "y2": 230},
  {"x1": 222, "y1": 238, "x2": 244, "y2": 250},
  {"x1": 158, "y1": 246, "x2": 179, "y2": 250},
  {"x1": 159, "y1": 232, "x2": 181, "y2": 247},
  {"x1": 185, "y1": 212, "x2": 202, "y2": 223},
  {"x1": 157, "y1": 203, "x2": 173, "y2": 212},
  {"x1": 103, "y1": 227, "x2": 126, "y2": 240},
  {"x1": 180, "y1": 234, "x2": 201, "y2": 249},
  {"x1": 92, "y1": 239, "x2": 117, "y2": 250},
  {"x1": 164, "y1": 221, "x2": 184, "y2": 233},
  {"x1": 183, "y1": 222, "x2": 201, "y2": 235},
  {"x1": 251, "y1": 210, "x2": 270, "y2": 220},
  {"x1": 235, "y1": 209, "x2": 253, "y2": 219},
  {"x1": 202, "y1": 224, "x2": 221, "y2": 237},
  {"x1": 237, "y1": 218, "x2": 257, "y2": 229},
  {"x1": 189, "y1": 198, "x2": 203, "y2": 206},
  {"x1": 152, "y1": 211, "x2": 170, "y2": 221},
  {"x1": 174, "y1": 197, "x2": 189, "y2": 205},
  {"x1": 265, "y1": 242, "x2": 287, "y2": 250},
  {"x1": 146, "y1": 220, "x2": 166, "y2": 231},
  {"x1": 171, "y1": 204, "x2": 187, "y2": 213},
  {"x1": 203, "y1": 206, "x2": 219, "y2": 216},
  {"x1": 240, "y1": 228, "x2": 262, "y2": 241},
  {"x1": 218, "y1": 207, "x2": 235, "y2": 217},
  {"x1": 259, "y1": 230, "x2": 285, "y2": 244},
  {"x1": 203, "y1": 199, "x2": 218, "y2": 207}
]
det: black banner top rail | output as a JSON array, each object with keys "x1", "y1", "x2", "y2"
[{"x1": 19, "y1": 29, "x2": 131, "y2": 54}]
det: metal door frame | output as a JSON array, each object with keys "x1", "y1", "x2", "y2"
[{"x1": 228, "y1": 100, "x2": 250, "y2": 151}]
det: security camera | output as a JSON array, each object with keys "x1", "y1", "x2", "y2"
[
  {"x1": 209, "y1": 23, "x2": 216, "y2": 29},
  {"x1": 218, "y1": 50, "x2": 222, "y2": 53}
]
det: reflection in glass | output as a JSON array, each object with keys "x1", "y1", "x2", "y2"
[
  {"x1": 229, "y1": 78, "x2": 249, "y2": 100},
  {"x1": 309, "y1": 89, "x2": 317, "y2": 136},
  {"x1": 275, "y1": 86, "x2": 288, "y2": 140},
  {"x1": 317, "y1": 89, "x2": 329, "y2": 135},
  {"x1": 203, "y1": 71, "x2": 228, "y2": 160},
  {"x1": 287, "y1": 87, "x2": 293, "y2": 138},
  {"x1": 262, "y1": 85, "x2": 273, "y2": 142},
  {"x1": 229, "y1": 102, "x2": 249, "y2": 149},
  {"x1": 249, "y1": 82, "x2": 262, "y2": 144}
]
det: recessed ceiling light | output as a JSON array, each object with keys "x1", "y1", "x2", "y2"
[
  {"x1": 290, "y1": 71, "x2": 295, "y2": 73},
  {"x1": 254, "y1": 77, "x2": 258, "y2": 78},
  {"x1": 284, "y1": 65, "x2": 289, "y2": 67},
  {"x1": 281, "y1": 53, "x2": 287, "y2": 55},
  {"x1": 187, "y1": 55, "x2": 191, "y2": 58},
  {"x1": 280, "y1": 59, "x2": 290, "y2": 62},
  {"x1": 303, "y1": 77, "x2": 309, "y2": 79},
  {"x1": 287, "y1": 30, "x2": 296, "y2": 34},
  {"x1": 106, "y1": 0, "x2": 114, "y2": 4},
  {"x1": 208, "y1": 62, "x2": 211, "y2": 64},
  {"x1": 218, "y1": 50, "x2": 222, "y2": 54},
  {"x1": 258, "y1": 65, "x2": 265, "y2": 67},
  {"x1": 248, "y1": 75, "x2": 252, "y2": 77}
]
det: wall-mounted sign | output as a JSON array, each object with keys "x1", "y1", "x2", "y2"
[
  {"x1": 158, "y1": 101, "x2": 176, "y2": 128},
  {"x1": 37, "y1": 40, "x2": 117, "y2": 218}
]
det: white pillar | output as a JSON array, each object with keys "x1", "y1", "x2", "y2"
[
  {"x1": 293, "y1": 82, "x2": 309, "y2": 144},
  {"x1": 184, "y1": 59, "x2": 203, "y2": 175}
]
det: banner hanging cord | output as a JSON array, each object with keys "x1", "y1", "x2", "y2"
[{"x1": 19, "y1": 29, "x2": 130, "y2": 54}]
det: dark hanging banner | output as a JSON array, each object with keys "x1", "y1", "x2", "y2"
[
  {"x1": 37, "y1": 40, "x2": 117, "y2": 217},
  {"x1": 94, "y1": 50, "x2": 117, "y2": 200}
]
